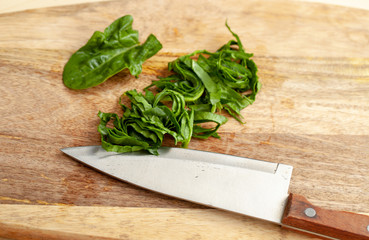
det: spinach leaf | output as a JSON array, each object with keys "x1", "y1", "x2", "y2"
[{"x1": 63, "y1": 15, "x2": 162, "y2": 89}]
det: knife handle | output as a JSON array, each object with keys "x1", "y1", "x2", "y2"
[{"x1": 282, "y1": 193, "x2": 369, "y2": 240}]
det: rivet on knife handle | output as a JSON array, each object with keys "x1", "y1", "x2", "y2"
[{"x1": 282, "y1": 193, "x2": 369, "y2": 240}]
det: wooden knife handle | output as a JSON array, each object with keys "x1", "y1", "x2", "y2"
[{"x1": 282, "y1": 193, "x2": 369, "y2": 240}]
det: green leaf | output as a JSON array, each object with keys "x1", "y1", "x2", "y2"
[{"x1": 63, "y1": 15, "x2": 162, "y2": 89}]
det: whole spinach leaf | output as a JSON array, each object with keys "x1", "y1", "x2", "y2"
[{"x1": 63, "y1": 15, "x2": 162, "y2": 89}]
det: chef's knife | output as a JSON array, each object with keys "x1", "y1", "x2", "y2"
[{"x1": 61, "y1": 146, "x2": 369, "y2": 240}]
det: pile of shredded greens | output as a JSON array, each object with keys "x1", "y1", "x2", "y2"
[
  {"x1": 97, "y1": 22, "x2": 260, "y2": 154},
  {"x1": 146, "y1": 23, "x2": 260, "y2": 123},
  {"x1": 98, "y1": 89, "x2": 228, "y2": 155},
  {"x1": 63, "y1": 15, "x2": 260, "y2": 155}
]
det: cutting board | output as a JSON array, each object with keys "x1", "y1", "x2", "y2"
[{"x1": 0, "y1": 0, "x2": 368, "y2": 239}]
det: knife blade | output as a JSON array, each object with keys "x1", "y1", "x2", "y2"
[{"x1": 61, "y1": 146, "x2": 369, "y2": 240}]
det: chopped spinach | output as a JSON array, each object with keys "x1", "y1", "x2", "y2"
[
  {"x1": 98, "y1": 89, "x2": 227, "y2": 155},
  {"x1": 146, "y1": 22, "x2": 261, "y2": 123},
  {"x1": 98, "y1": 22, "x2": 259, "y2": 154}
]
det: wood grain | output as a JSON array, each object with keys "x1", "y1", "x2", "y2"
[
  {"x1": 0, "y1": 0, "x2": 110, "y2": 14},
  {"x1": 282, "y1": 194, "x2": 369, "y2": 239},
  {"x1": 0, "y1": 0, "x2": 368, "y2": 239},
  {"x1": 0, "y1": 204, "x2": 315, "y2": 240}
]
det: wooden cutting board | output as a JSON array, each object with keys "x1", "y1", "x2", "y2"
[{"x1": 0, "y1": 0, "x2": 368, "y2": 239}]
